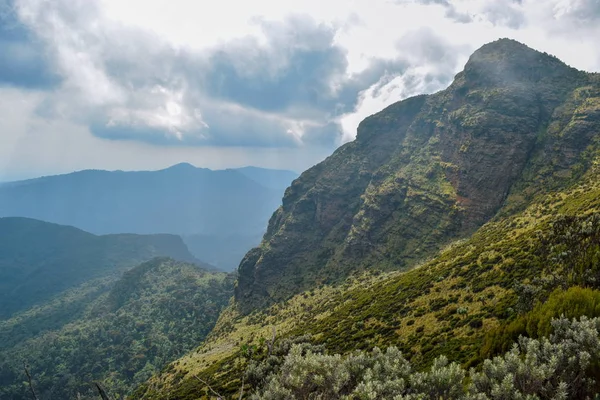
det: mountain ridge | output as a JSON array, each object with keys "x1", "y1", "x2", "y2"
[
  {"x1": 0, "y1": 165, "x2": 298, "y2": 270},
  {"x1": 234, "y1": 38, "x2": 596, "y2": 313},
  {"x1": 0, "y1": 217, "x2": 203, "y2": 319}
]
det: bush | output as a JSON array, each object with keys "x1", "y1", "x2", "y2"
[
  {"x1": 252, "y1": 317, "x2": 600, "y2": 399},
  {"x1": 481, "y1": 286, "x2": 600, "y2": 358}
]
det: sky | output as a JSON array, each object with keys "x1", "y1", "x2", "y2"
[{"x1": 1, "y1": 0, "x2": 600, "y2": 180}]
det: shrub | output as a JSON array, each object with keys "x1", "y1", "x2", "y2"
[
  {"x1": 252, "y1": 317, "x2": 600, "y2": 399},
  {"x1": 481, "y1": 286, "x2": 600, "y2": 358}
]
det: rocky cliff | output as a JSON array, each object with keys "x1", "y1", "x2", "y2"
[{"x1": 236, "y1": 39, "x2": 597, "y2": 313}]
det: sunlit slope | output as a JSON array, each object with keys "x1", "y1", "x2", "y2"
[
  {"x1": 132, "y1": 39, "x2": 600, "y2": 399},
  {"x1": 236, "y1": 39, "x2": 595, "y2": 313}
]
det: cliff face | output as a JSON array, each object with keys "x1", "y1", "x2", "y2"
[{"x1": 236, "y1": 39, "x2": 598, "y2": 313}]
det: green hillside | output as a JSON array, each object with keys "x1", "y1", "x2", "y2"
[
  {"x1": 235, "y1": 38, "x2": 593, "y2": 313},
  {"x1": 131, "y1": 39, "x2": 600, "y2": 399},
  {"x1": 0, "y1": 258, "x2": 234, "y2": 400},
  {"x1": 0, "y1": 217, "x2": 201, "y2": 319}
]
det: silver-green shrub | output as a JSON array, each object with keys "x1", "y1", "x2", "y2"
[{"x1": 253, "y1": 317, "x2": 600, "y2": 400}]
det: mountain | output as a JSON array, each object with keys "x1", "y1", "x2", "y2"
[
  {"x1": 0, "y1": 217, "x2": 201, "y2": 319},
  {"x1": 0, "y1": 165, "x2": 297, "y2": 270},
  {"x1": 130, "y1": 39, "x2": 600, "y2": 398},
  {"x1": 235, "y1": 38, "x2": 591, "y2": 312},
  {"x1": 0, "y1": 258, "x2": 234, "y2": 400}
]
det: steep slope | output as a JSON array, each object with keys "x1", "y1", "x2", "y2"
[
  {"x1": 0, "y1": 258, "x2": 234, "y2": 400},
  {"x1": 236, "y1": 38, "x2": 592, "y2": 312},
  {"x1": 0, "y1": 164, "x2": 296, "y2": 237},
  {"x1": 130, "y1": 40, "x2": 600, "y2": 398},
  {"x1": 0, "y1": 217, "x2": 200, "y2": 319},
  {"x1": 133, "y1": 109, "x2": 600, "y2": 400}
]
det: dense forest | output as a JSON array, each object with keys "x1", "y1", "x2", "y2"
[{"x1": 0, "y1": 258, "x2": 233, "y2": 399}]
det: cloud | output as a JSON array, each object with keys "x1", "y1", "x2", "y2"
[
  {"x1": 201, "y1": 16, "x2": 348, "y2": 114},
  {"x1": 0, "y1": 87, "x2": 331, "y2": 181},
  {"x1": 552, "y1": 0, "x2": 600, "y2": 22},
  {"x1": 481, "y1": 2, "x2": 526, "y2": 29},
  {"x1": 0, "y1": 0, "x2": 59, "y2": 88},
  {"x1": 338, "y1": 28, "x2": 469, "y2": 142},
  {"x1": 1, "y1": 0, "x2": 600, "y2": 178}
]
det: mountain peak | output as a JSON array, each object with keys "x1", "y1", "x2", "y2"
[
  {"x1": 164, "y1": 162, "x2": 198, "y2": 171},
  {"x1": 461, "y1": 38, "x2": 579, "y2": 86}
]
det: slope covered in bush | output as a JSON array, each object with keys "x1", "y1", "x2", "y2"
[
  {"x1": 252, "y1": 316, "x2": 600, "y2": 399},
  {"x1": 133, "y1": 39, "x2": 600, "y2": 399},
  {"x1": 0, "y1": 258, "x2": 233, "y2": 400}
]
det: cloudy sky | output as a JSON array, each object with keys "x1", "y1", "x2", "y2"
[{"x1": 1, "y1": 0, "x2": 599, "y2": 180}]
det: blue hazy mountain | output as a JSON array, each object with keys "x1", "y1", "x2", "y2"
[{"x1": 0, "y1": 165, "x2": 298, "y2": 269}]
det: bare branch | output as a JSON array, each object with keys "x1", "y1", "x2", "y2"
[
  {"x1": 267, "y1": 326, "x2": 276, "y2": 357},
  {"x1": 93, "y1": 382, "x2": 111, "y2": 400},
  {"x1": 194, "y1": 375, "x2": 224, "y2": 399},
  {"x1": 23, "y1": 363, "x2": 39, "y2": 400}
]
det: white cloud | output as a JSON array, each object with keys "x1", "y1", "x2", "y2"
[
  {"x1": 0, "y1": 87, "x2": 330, "y2": 181},
  {"x1": 2, "y1": 0, "x2": 600, "y2": 176}
]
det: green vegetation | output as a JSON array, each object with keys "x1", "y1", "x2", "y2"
[
  {"x1": 0, "y1": 258, "x2": 233, "y2": 400},
  {"x1": 0, "y1": 217, "x2": 199, "y2": 319},
  {"x1": 481, "y1": 287, "x2": 600, "y2": 358},
  {"x1": 252, "y1": 316, "x2": 600, "y2": 399},
  {"x1": 131, "y1": 40, "x2": 600, "y2": 399},
  {"x1": 236, "y1": 38, "x2": 598, "y2": 313}
]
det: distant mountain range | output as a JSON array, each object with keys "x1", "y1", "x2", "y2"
[{"x1": 0, "y1": 164, "x2": 298, "y2": 270}]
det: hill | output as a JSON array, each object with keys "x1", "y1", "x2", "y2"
[
  {"x1": 0, "y1": 258, "x2": 234, "y2": 400},
  {"x1": 0, "y1": 217, "x2": 201, "y2": 319},
  {"x1": 0, "y1": 165, "x2": 297, "y2": 270},
  {"x1": 235, "y1": 38, "x2": 590, "y2": 312},
  {"x1": 130, "y1": 39, "x2": 600, "y2": 398}
]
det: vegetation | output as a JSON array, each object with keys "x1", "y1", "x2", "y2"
[
  {"x1": 249, "y1": 316, "x2": 600, "y2": 399},
  {"x1": 132, "y1": 40, "x2": 600, "y2": 399},
  {"x1": 236, "y1": 38, "x2": 597, "y2": 313},
  {"x1": 0, "y1": 217, "x2": 200, "y2": 319},
  {"x1": 0, "y1": 258, "x2": 234, "y2": 400},
  {"x1": 135, "y1": 314, "x2": 600, "y2": 399}
]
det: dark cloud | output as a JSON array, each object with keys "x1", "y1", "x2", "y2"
[
  {"x1": 11, "y1": 0, "x2": 468, "y2": 149},
  {"x1": 76, "y1": 14, "x2": 415, "y2": 148},
  {"x1": 0, "y1": 0, "x2": 59, "y2": 89},
  {"x1": 394, "y1": 0, "x2": 473, "y2": 23},
  {"x1": 202, "y1": 22, "x2": 348, "y2": 114},
  {"x1": 444, "y1": 7, "x2": 473, "y2": 24}
]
